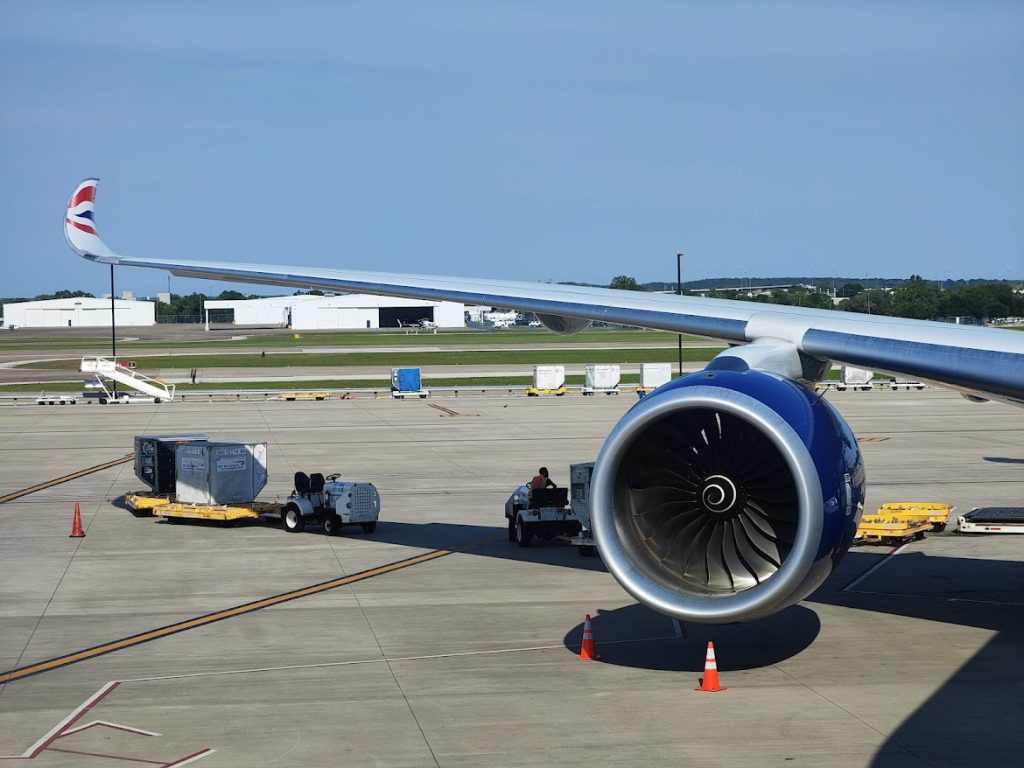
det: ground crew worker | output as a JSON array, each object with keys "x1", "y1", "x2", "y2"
[{"x1": 531, "y1": 467, "x2": 557, "y2": 490}]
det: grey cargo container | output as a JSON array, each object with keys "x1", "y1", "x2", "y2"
[
  {"x1": 134, "y1": 434, "x2": 208, "y2": 494},
  {"x1": 175, "y1": 441, "x2": 268, "y2": 505}
]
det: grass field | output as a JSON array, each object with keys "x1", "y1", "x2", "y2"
[
  {"x1": 20, "y1": 346, "x2": 725, "y2": 371},
  {"x1": 0, "y1": 328, "x2": 710, "y2": 351},
  {"x1": 0, "y1": 375, "x2": 629, "y2": 392}
]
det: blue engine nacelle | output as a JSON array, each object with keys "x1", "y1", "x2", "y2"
[{"x1": 590, "y1": 369, "x2": 865, "y2": 624}]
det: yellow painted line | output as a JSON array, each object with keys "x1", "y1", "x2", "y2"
[
  {"x1": 0, "y1": 454, "x2": 134, "y2": 506},
  {"x1": 0, "y1": 536, "x2": 498, "y2": 685}
]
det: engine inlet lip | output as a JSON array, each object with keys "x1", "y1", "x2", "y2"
[{"x1": 591, "y1": 384, "x2": 824, "y2": 623}]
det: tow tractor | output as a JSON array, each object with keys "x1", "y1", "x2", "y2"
[
  {"x1": 36, "y1": 391, "x2": 77, "y2": 405},
  {"x1": 504, "y1": 462, "x2": 598, "y2": 556},
  {"x1": 274, "y1": 471, "x2": 381, "y2": 535}
]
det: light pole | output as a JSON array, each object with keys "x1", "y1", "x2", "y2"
[
  {"x1": 109, "y1": 264, "x2": 117, "y2": 396},
  {"x1": 676, "y1": 252, "x2": 683, "y2": 377}
]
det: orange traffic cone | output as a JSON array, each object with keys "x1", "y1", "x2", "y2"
[
  {"x1": 69, "y1": 501, "x2": 85, "y2": 538},
  {"x1": 578, "y1": 614, "x2": 599, "y2": 660},
  {"x1": 695, "y1": 641, "x2": 726, "y2": 692}
]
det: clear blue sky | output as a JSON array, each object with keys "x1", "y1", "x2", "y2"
[{"x1": 2, "y1": 2, "x2": 1022, "y2": 297}]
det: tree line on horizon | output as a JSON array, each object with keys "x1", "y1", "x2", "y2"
[
  {"x1": 605, "y1": 274, "x2": 1023, "y2": 321},
  {"x1": 3, "y1": 279, "x2": 1022, "y2": 323}
]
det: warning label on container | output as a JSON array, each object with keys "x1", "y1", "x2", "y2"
[
  {"x1": 217, "y1": 458, "x2": 247, "y2": 472},
  {"x1": 180, "y1": 457, "x2": 205, "y2": 472}
]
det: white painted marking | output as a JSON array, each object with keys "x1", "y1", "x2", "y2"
[
  {"x1": 4, "y1": 681, "x2": 118, "y2": 759},
  {"x1": 121, "y1": 635, "x2": 681, "y2": 684},
  {"x1": 59, "y1": 719, "x2": 160, "y2": 738},
  {"x1": 843, "y1": 542, "x2": 911, "y2": 592}
]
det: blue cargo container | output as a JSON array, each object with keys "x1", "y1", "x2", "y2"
[{"x1": 391, "y1": 368, "x2": 422, "y2": 392}]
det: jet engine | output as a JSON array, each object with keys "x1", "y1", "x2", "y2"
[{"x1": 590, "y1": 369, "x2": 864, "y2": 624}]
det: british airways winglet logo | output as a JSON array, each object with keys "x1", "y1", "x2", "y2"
[{"x1": 66, "y1": 184, "x2": 98, "y2": 236}]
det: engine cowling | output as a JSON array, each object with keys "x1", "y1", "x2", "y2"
[{"x1": 590, "y1": 369, "x2": 865, "y2": 624}]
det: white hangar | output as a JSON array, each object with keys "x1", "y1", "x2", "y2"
[
  {"x1": 202, "y1": 294, "x2": 465, "y2": 330},
  {"x1": 2, "y1": 297, "x2": 155, "y2": 328}
]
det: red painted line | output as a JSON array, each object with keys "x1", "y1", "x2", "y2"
[{"x1": 47, "y1": 747, "x2": 164, "y2": 764}]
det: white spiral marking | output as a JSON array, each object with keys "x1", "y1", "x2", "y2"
[{"x1": 702, "y1": 474, "x2": 738, "y2": 513}]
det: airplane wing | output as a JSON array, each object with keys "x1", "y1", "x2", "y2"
[
  {"x1": 65, "y1": 178, "x2": 1024, "y2": 404},
  {"x1": 65, "y1": 178, "x2": 1024, "y2": 627}
]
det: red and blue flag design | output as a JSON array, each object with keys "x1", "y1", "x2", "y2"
[{"x1": 66, "y1": 182, "x2": 98, "y2": 235}]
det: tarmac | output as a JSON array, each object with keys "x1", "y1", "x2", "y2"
[{"x1": 0, "y1": 388, "x2": 1021, "y2": 767}]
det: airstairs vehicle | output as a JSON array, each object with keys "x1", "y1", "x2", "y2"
[{"x1": 80, "y1": 356, "x2": 175, "y2": 403}]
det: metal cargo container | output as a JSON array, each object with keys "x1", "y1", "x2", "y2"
[
  {"x1": 639, "y1": 363, "x2": 672, "y2": 389},
  {"x1": 584, "y1": 364, "x2": 620, "y2": 390},
  {"x1": 134, "y1": 434, "x2": 208, "y2": 494},
  {"x1": 533, "y1": 365, "x2": 565, "y2": 390},
  {"x1": 391, "y1": 367, "x2": 422, "y2": 392},
  {"x1": 175, "y1": 441, "x2": 268, "y2": 505}
]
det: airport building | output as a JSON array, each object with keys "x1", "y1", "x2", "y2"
[
  {"x1": 202, "y1": 294, "x2": 466, "y2": 330},
  {"x1": 2, "y1": 297, "x2": 156, "y2": 328}
]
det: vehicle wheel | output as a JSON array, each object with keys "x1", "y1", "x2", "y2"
[
  {"x1": 361, "y1": 521, "x2": 377, "y2": 534},
  {"x1": 323, "y1": 514, "x2": 341, "y2": 536},
  {"x1": 914, "y1": 531, "x2": 925, "y2": 540},
  {"x1": 507, "y1": 516, "x2": 516, "y2": 542},
  {"x1": 99, "y1": 398, "x2": 108, "y2": 405},
  {"x1": 515, "y1": 518, "x2": 532, "y2": 548},
  {"x1": 578, "y1": 545, "x2": 596, "y2": 557},
  {"x1": 154, "y1": 398, "x2": 162, "y2": 404},
  {"x1": 935, "y1": 523, "x2": 947, "y2": 532},
  {"x1": 282, "y1": 505, "x2": 305, "y2": 533}
]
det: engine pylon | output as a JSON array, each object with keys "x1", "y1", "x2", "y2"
[{"x1": 695, "y1": 641, "x2": 726, "y2": 692}]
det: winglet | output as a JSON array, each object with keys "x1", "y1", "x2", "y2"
[{"x1": 65, "y1": 179, "x2": 118, "y2": 263}]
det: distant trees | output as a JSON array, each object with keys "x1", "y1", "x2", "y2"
[
  {"x1": 215, "y1": 290, "x2": 248, "y2": 301},
  {"x1": 839, "y1": 278, "x2": 1022, "y2": 320},
  {"x1": 609, "y1": 275, "x2": 643, "y2": 291},
  {"x1": 28, "y1": 289, "x2": 95, "y2": 301},
  {"x1": 838, "y1": 282, "x2": 864, "y2": 298}
]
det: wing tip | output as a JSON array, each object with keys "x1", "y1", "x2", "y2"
[{"x1": 65, "y1": 178, "x2": 119, "y2": 263}]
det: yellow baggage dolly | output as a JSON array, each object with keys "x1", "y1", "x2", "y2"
[
  {"x1": 271, "y1": 392, "x2": 330, "y2": 401},
  {"x1": 855, "y1": 515, "x2": 931, "y2": 545},
  {"x1": 526, "y1": 386, "x2": 567, "y2": 397},
  {"x1": 125, "y1": 492, "x2": 280, "y2": 525},
  {"x1": 124, "y1": 492, "x2": 173, "y2": 512},
  {"x1": 876, "y1": 502, "x2": 953, "y2": 532}
]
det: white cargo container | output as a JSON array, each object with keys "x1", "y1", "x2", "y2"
[
  {"x1": 175, "y1": 441, "x2": 268, "y2": 505},
  {"x1": 837, "y1": 366, "x2": 873, "y2": 391},
  {"x1": 582, "y1": 364, "x2": 620, "y2": 395},
  {"x1": 639, "y1": 362, "x2": 672, "y2": 390},
  {"x1": 533, "y1": 365, "x2": 565, "y2": 391}
]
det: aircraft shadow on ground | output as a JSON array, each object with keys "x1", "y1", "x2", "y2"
[
  {"x1": 128, "y1": 508, "x2": 1024, "y2": 763},
  {"x1": 811, "y1": 551, "x2": 1024, "y2": 768},
  {"x1": 560, "y1": 603, "x2": 821, "y2": 672},
  {"x1": 982, "y1": 456, "x2": 1024, "y2": 464}
]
